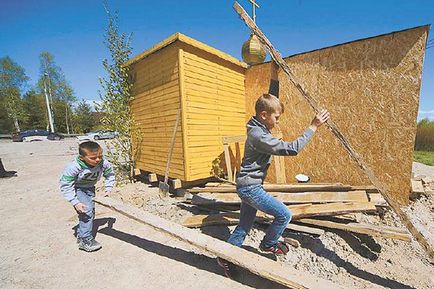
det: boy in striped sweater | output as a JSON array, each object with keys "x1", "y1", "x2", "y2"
[{"x1": 60, "y1": 141, "x2": 115, "y2": 252}]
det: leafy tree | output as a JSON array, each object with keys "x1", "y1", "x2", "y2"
[
  {"x1": 415, "y1": 118, "x2": 434, "y2": 151},
  {"x1": 22, "y1": 89, "x2": 47, "y2": 130},
  {"x1": 37, "y1": 52, "x2": 76, "y2": 133},
  {"x1": 72, "y1": 99, "x2": 96, "y2": 133},
  {"x1": 97, "y1": 7, "x2": 140, "y2": 182},
  {"x1": 0, "y1": 56, "x2": 28, "y2": 133}
]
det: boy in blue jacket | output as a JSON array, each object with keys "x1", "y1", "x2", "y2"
[
  {"x1": 218, "y1": 62, "x2": 329, "y2": 274},
  {"x1": 60, "y1": 141, "x2": 115, "y2": 252}
]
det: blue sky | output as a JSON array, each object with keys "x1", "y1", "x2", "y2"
[{"x1": 1, "y1": 0, "x2": 433, "y2": 119}]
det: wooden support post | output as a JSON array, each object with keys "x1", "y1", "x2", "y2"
[
  {"x1": 95, "y1": 197, "x2": 342, "y2": 289},
  {"x1": 273, "y1": 130, "x2": 286, "y2": 183},
  {"x1": 223, "y1": 143, "x2": 233, "y2": 182},
  {"x1": 133, "y1": 168, "x2": 141, "y2": 177},
  {"x1": 148, "y1": 173, "x2": 158, "y2": 183},
  {"x1": 170, "y1": 178, "x2": 183, "y2": 190},
  {"x1": 222, "y1": 135, "x2": 246, "y2": 183},
  {"x1": 233, "y1": 1, "x2": 434, "y2": 262}
]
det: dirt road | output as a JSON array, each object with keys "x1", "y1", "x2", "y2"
[{"x1": 0, "y1": 139, "x2": 270, "y2": 289}]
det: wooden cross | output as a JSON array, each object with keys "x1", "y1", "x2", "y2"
[{"x1": 248, "y1": 0, "x2": 259, "y2": 23}]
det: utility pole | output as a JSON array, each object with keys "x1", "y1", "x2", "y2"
[{"x1": 43, "y1": 72, "x2": 55, "y2": 132}]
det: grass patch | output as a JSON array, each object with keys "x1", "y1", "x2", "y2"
[{"x1": 414, "y1": 151, "x2": 434, "y2": 166}]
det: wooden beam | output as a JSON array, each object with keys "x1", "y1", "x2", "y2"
[
  {"x1": 284, "y1": 237, "x2": 300, "y2": 248},
  {"x1": 349, "y1": 185, "x2": 379, "y2": 193},
  {"x1": 222, "y1": 135, "x2": 246, "y2": 144},
  {"x1": 190, "y1": 202, "x2": 324, "y2": 235},
  {"x1": 287, "y1": 202, "x2": 377, "y2": 219},
  {"x1": 192, "y1": 191, "x2": 369, "y2": 205},
  {"x1": 223, "y1": 143, "x2": 233, "y2": 182},
  {"x1": 188, "y1": 183, "x2": 352, "y2": 193},
  {"x1": 285, "y1": 223, "x2": 325, "y2": 236},
  {"x1": 183, "y1": 202, "x2": 377, "y2": 228},
  {"x1": 95, "y1": 197, "x2": 341, "y2": 289},
  {"x1": 233, "y1": 1, "x2": 434, "y2": 261},
  {"x1": 296, "y1": 218, "x2": 411, "y2": 242}
]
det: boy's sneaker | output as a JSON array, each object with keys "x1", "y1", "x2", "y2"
[
  {"x1": 78, "y1": 237, "x2": 102, "y2": 252},
  {"x1": 216, "y1": 257, "x2": 235, "y2": 279},
  {"x1": 259, "y1": 241, "x2": 289, "y2": 255}
]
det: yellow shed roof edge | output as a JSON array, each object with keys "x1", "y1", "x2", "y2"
[{"x1": 125, "y1": 32, "x2": 248, "y2": 69}]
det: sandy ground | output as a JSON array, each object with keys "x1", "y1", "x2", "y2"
[{"x1": 1, "y1": 139, "x2": 433, "y2": 289}]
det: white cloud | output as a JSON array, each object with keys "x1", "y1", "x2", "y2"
[
  {"x1": 419, "y1": 110, "x2": 434, "y2": 114},
  {"x1": 418, "y1": 109, "x2": 434, "y2": 120},
  {"x1": 82, "y1": 99, "x2": 101, "y2": 111}
]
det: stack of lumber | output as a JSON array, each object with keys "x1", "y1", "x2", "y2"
[{"x1": 181, "y1": 182, "x2": 411, "y2": 242}]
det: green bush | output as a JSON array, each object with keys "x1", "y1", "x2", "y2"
[
  {"x1": 415, "y1": 118, "x2": 434, "y2": 151},
  {"x1": 414, "y1": 151, "x2": 434, "y2": 166}
]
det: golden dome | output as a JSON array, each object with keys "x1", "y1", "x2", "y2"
[{"x1": 242, "y1": 34, "x2": 266, "y2": 65}]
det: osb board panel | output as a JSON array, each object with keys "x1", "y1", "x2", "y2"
[
  {"x1": 244, "y1": 26, "x2": 428, "y2": 205},
  {"x1": 181, "y1": 45, "x2": 246, "y2": 181},
  {"x1": 129, "y1": 44, "x2": 185, "y2": 180}
]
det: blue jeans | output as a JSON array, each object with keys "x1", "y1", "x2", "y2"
[
  {"x1": 227, "y1": 184, "x2": 292, "y2": 248},
  {"x1": 76, "y1": 187, "x2": 95, "y2": 239}
]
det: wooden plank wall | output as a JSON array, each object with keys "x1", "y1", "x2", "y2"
[
  {"x1": 130, "y1": 44, "x2": 185, "y2": 179},
  {"x1": 179, "y1": 43, "x2": 246, "y2": 181},
  {"x1": 244, "y1": 26, "x2": 428, "y2": 205}
]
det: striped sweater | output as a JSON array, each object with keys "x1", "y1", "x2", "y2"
[{"x1": 59, "y1": 156, "x2": 115, "y2": 205}]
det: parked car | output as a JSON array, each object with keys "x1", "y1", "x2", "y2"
[
  {"x1": 12, "y1": 130, "x2": 64, "y2": 142},
  {"x1": 85, "y1": 130, "x2": 119, "y2": 140}
]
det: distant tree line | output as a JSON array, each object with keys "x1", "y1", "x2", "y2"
[
  {"x1": 415, "y1": 118, "x2": 434, "y2": 151},
  {"x1": 0, "y1": 53, "x2": 99, "y2": 134}
]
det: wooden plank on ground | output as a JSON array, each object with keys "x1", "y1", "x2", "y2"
[
  {"x1": 95, "y1": 197, "x2": 341, "y2": 289},
  {"x1": 281, "y1": 223, "x2": 324, "y2": 236},
  {"x1": 183, "y1": 202, "x2": 377, "y2": 228},
  {"x1": 349, "y1": 185, "x2": 379, "y2": 193},
  {"x1": 295, "y1": 219, "x2": 411, "y2": 242},
  {"x1": 190, "y1": 202, "x2": 324, "y2": 235},
  {"x1": 187, "y1": 183, "x2": 352, "y2": 193},
  {"x1": 284, "y1": 237, "x2": 300, "y2": 248},
  {"x1": 192, "y1": 191, "x2": 369, "y2": 205},
  {"x1": 368, "y1": 193, "x2": 388, "y2": 207},
  {"x1": 287, "y1": 202, "x2": 377, "y2": 219}
]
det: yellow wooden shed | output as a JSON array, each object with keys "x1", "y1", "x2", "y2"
[{"x1": 126, "y1": 33, "x2": 247, "y2": 183}]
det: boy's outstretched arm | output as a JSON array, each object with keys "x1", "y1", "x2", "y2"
[{"x1": 254, "y1": 109, "x2": 330, "y2": 156}]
